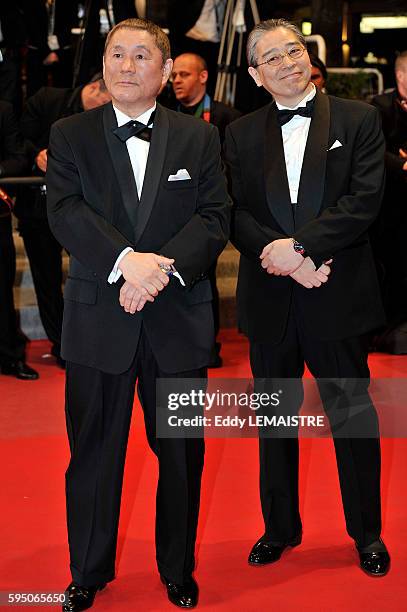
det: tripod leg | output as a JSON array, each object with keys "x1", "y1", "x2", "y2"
[
  {"x1": 249, "y1": 0, "x2": 261, "y2": 24},
  {"x1": 215, "y1": 0, "x2": 235, "y2": 100}
]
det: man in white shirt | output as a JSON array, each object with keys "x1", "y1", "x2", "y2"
[
  {"x1": 224, "y1": 18, "x2": 390, "y2": 578},
  {"x1": 169, "y1": 0, "x2": 226, "y2": 96},
  {"x1": 47, "y1": 18, "x2": 230, "y2": 611}
]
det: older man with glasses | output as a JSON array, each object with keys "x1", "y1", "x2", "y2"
[{"x1": 225, "y1": 18, "x2": 390, "y2": 577}]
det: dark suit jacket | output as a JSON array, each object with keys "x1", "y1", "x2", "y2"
[
  {"x1": 0, "y1": 101, "x2": 27, "y2": 177},
  {"x1": 210, "y1": 101, "x2": 241, "y2": 145},
  {"x1": 15, "y1": 86, "x2": 83, "y2": 220},
  {"x1": 168, "y1": 0, "x2": 205, "y2": 37},
  {"x1": 371, "y1": 89, "x2": 407, "y2": 201},
  {"x1": 372, "y1": 90, "x2": 407, "y2": 177},
  {"x1": 0, "y1": 1, "x2": 25, "y2": 49},
  {"x1": 370, "y1": 90, "x2": 407, "y2": 320},
  {"x1": 224, "y1": 90, "x2": 386, "y2": 344},
  {"x1": 21, "y1": 86, "x2": 83, "y2": 158},
  {"x1": 46, "y1": 102, "x2": 230, "y2": 374},
  {"x1": 21, "y1": 0, "x2": 77, "y2": 60}
]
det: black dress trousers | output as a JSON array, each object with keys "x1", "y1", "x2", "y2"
[
  {"x1": 249, "y1": 298, "x2": 382, "y2": 548},
  {"x1": 0, "y1": 213, "x2": 25, "y2": 364},
  {"x1": 18, "y1": 216, "x2": 63, "y2": 356},
  {"x1": 65, "y1": 328, "x2": 205, "y2": 587}
]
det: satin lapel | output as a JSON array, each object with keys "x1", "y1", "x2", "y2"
[
  {"x1": 264, "y1": 102, "x2": 295, "y2": 235},
  {"x1": 134, "y1": 103, "x2": 169, "y2": 245},
  {"x1": 295, "y1": 91, "x2": 330, "y2": 229},
  {"x1": 102, "y1": 103, "x2": 139, "y2": 228}
]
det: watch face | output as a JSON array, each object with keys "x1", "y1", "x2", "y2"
[{"x1": 293, "y1": 241, "x2": 305, "y2": 254}]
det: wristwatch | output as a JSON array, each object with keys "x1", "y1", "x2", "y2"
[
  {"x1": 158, "y1": 263, "x2": 186, "y2": 286},
  {"x1": 292, "y1": 238, "x2": 308, "y2": 258}
]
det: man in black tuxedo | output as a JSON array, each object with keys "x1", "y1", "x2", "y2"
[
  {"x1": 371, "y1": 51, "x2": 407, "y2": 352},
  {"x1": 224, "y1": 19, "x2": 390, "y2": 577},
  {"x1": 46, "y1": 18, "x2": 230, "y2": 611}
]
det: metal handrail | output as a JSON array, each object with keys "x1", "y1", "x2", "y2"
[
  {"x1": 0, "y1": 177, "x2": 45, "y2": 186},
  {"x1": 326, "y1": 67, "x2": 384, "y2": 94}
]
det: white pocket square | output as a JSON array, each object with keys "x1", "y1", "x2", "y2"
[
  {"x1": 168, "y1": 168, "x2": 191, "y2": 181},
  {"x1": 328, "y1": 140, "x2": 343, "y2": 151}
]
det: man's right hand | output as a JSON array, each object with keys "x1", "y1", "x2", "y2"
[
  {"x1": 290, "y1": 257, "x2": 332, "y2": 289},
  {"x1": 118, "y1": 251, "x2": 174, "y2": 296},
  {"x1": 35, "y1": 149, "x2": 48, "y2": 172}
]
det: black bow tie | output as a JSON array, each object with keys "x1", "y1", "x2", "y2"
[
  {"x1": 113, "y1": 110, "x2": 155, "y2": 142},
  {"x1": 277, "y1": 98, "x2": 315, "y2": 126}
]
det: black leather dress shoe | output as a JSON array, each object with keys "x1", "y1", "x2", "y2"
[
  {"x1": 248, "y1": 533, "x2": 302, "y2": 565},
  {"x1": 160, "y1": 575, "x2": 198, "y2": 608},
  {"x1": 62, "y1": 582, "x2": 106, "y2": 612},
  {"x1": 1, "y1": 360, "x2": 39, "y2": 380},
  {"x1": 357, "y1": 540, "x2": 390, "y2": 577}
]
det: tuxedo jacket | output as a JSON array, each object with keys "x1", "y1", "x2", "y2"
[
  {"x1": 372, "y1": 90, "x2": 407, "y2": 183},
  {"x1": 224, "y1": 90, "x2": 386, "y2": 344},
  {"x1": 46, "y1": 103, "x2": 230, "y2": 374}
]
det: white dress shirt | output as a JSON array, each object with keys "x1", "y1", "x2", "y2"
[
  {"x1": 108, "y1": 103, "x2": 155, "y2": 284},
  {"x1": 276, "y1": 84, "x2": 316, "y2": 204},
  {"x1": 186, "y1": 0, "x2": 226, "y2": 43},
  {"x1": 107, "y1": 104, "x2": 185, "y2": 287}
]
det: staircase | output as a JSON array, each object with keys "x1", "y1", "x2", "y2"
[{"x1": 216, "y1": 241, "x2": 239, "y2": 328}]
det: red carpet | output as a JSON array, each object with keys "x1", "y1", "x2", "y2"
[{"x1": 1, "y1": 329, "x2": 406, "y2": 610}]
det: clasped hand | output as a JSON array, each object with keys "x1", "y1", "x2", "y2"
[
  {"x1": 260, "y1": 239, "x2": 332, "y2": 288},
  {"x1": 290, "y1": 257, "x2": 332, "y2": 288},
  {"x1": 118, "y1": 251, "x2": 174, "y2": 314},
  {"x1": 260, "y1": 238, "x2": 304, "y2": 275}
]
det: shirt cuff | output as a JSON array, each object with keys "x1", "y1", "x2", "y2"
[
  {"x1": 171, "y1": 267, "x2": 186, "y2": 286},
  {"x1": 108, "y1": 247, "x2": 134, "y2": 284}
]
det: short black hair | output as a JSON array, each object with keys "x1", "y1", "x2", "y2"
[
  {"x1": 309, "y1": 53, "x2": 327, "y2": 82},
  {"x1": 104, "y1": 18, "x2": 171, "y2": 65}
]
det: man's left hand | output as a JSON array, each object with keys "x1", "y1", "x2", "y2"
[
  {"x1": 119, "y1": 281, "x2": 155, "y2": 314},
  {"x1": 260, "y1": 238, "x2": 304, "y2": 275},
  {"x1": 35, "y1": 148, "x2": 48, "y2": 172}
]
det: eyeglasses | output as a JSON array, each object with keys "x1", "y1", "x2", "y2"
[{"x1": 253, "y1": 45, "x2": 306, "y2": 69}]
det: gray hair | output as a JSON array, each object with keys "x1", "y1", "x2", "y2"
[{"x1": 247, "y1": 19, "x2": 306, "y2": 68}]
